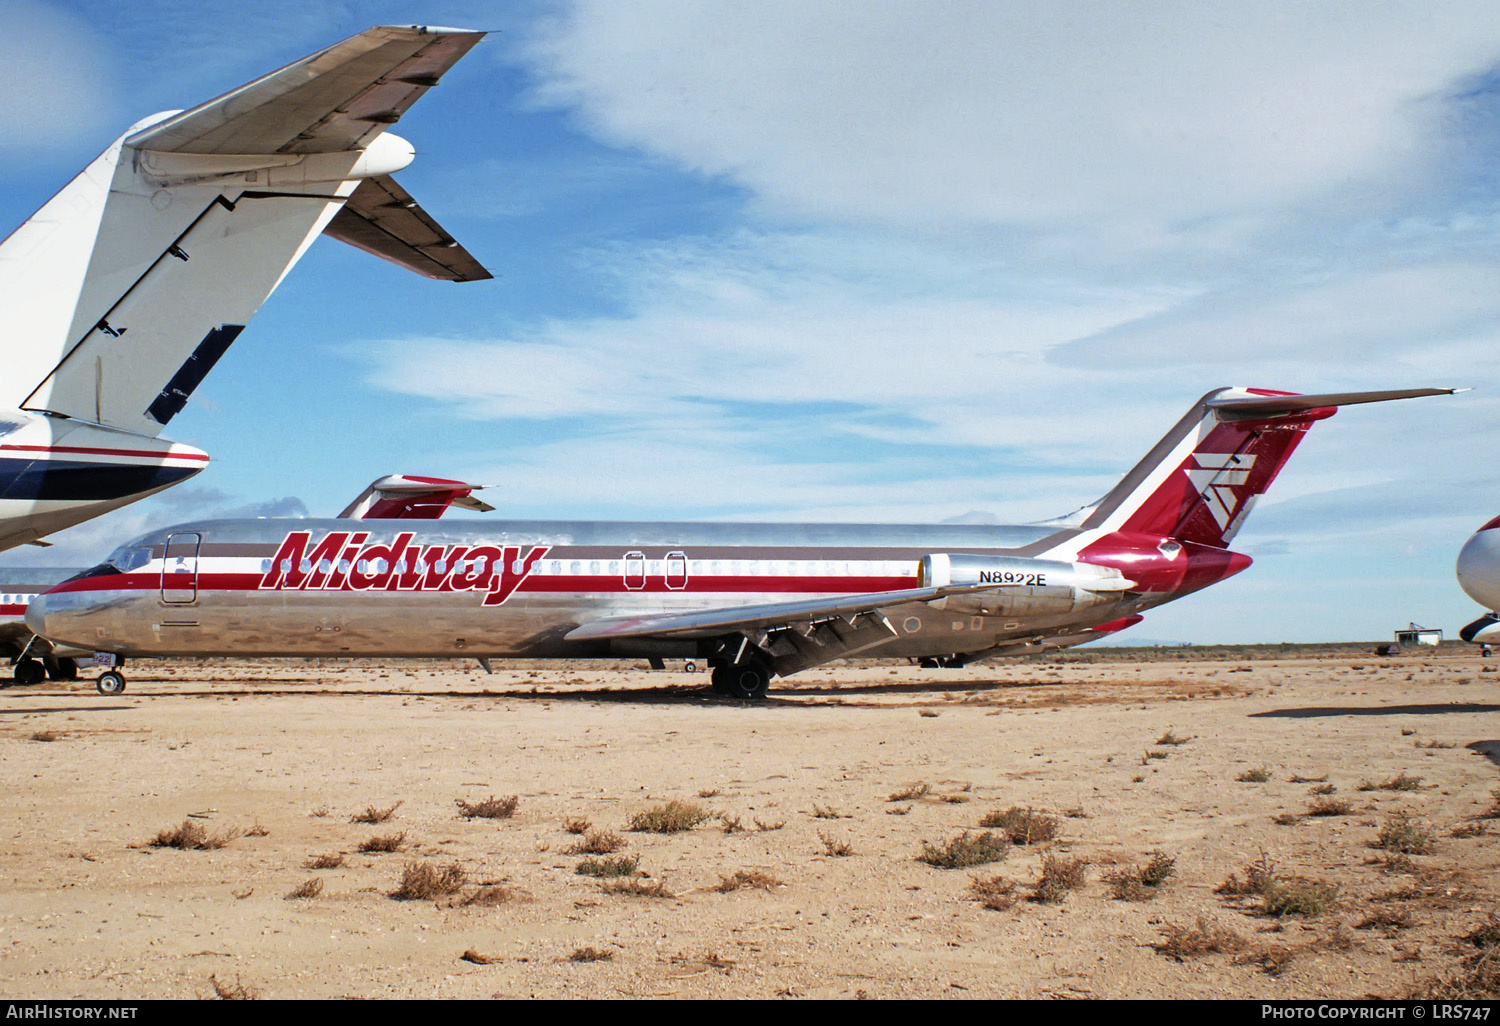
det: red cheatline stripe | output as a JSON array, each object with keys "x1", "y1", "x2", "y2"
[
  {"x1": 0, "y1": 605, "x2": 25, "y2": 615},
  {"x1": 48, "y1": 572, "x2": 918, "y2": 596},
  {"x1": 0, "y1": 445, "x2": 209, "y2": 461}
]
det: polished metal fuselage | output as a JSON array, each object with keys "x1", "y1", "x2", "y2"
[{"x1": 29, "y1": 516, "x2": 1156, "y2": 663}]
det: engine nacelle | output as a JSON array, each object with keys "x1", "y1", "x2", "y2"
[{"x1": 918, "y1": 553, "x2": 1134, "y2": 617}]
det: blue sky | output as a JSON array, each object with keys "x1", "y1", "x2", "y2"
[{"x1": 3, "y1": 0, "x2": 1500, "y2": 644}]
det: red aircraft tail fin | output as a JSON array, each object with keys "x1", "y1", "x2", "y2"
[
  {"x1": 1076, "y1": 388, "x2": 1451, "y2": 549},
  {"x1": 339, "y1": 475, "x2": 494, "y2": 520}
]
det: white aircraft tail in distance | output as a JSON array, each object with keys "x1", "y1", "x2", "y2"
[
  {"x1": 0, "y1": 25, "x2": 490, "y2": 553},
  {"x1": 28, "y1": 388, "x2": 1456, "y2": 698}
]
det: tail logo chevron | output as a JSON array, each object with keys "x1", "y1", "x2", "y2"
[{"x1": 1186, "y1": 453, "x2": 1256, "y2": 530}]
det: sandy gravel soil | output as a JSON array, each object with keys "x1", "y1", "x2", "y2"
[{"x1": 0, "y1": 650, "x2": 1496, "y2": 999}]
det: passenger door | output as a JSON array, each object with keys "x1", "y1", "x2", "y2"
[{"x1": 160, "y1": 532, "x2": 201, "y2": 604}]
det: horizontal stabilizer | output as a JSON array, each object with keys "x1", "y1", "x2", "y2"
[
  {"x1": 340, "y1": 474, "x2": 494, "y2": 519},
  {"x1": 1207, "y1": 387, "x2": 1460, "y2": 422},
  {"x1": 126, "y1": 26, "x2": 485, "y2": 155},
  {"x1": 323, "y1": 176, "x2": 490, "y2": 281}
]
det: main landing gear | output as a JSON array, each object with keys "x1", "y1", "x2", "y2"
[
  {"x1": 95, "y1": 670, "x2": 126, "y2": 696},
  {"x1": 709, "y1": 659, "x2": 773, "y2": 700},
  {"x1": 7, "y1": 656, "x2": 78, "y2": 686}
]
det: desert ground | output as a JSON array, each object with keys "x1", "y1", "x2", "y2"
[{"x1": 0, "y1": 646, "x2": 1496, "y2": 1000}]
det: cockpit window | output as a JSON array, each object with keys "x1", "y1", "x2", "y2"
[
  {"x1": 106, "y1": 546, "x2": 154, "y2": 573},
  {"x1": 62, "y1": 562, "x2": 123, "y2": 584}
]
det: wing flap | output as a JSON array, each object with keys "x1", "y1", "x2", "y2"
[
  {"x1": 126, "y1": 26, "x2": 485, "y2": 155},
  {"x1": 323, "y1": 175, "x2": 490, "y2": 281}
]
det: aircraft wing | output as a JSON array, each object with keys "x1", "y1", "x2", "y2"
[
  {"x1": 125, "y1": 26, "x2": 485, "y2": 155},
  {"x1": 323, "y1": 175, "x2": 490, "y2": 281},
  {"x1": 564, "y1": 586, "x2": 945, "y2": 643}
]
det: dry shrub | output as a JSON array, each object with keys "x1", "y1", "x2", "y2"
[
  {"x1": 305, "y1": 853, "x2": 344, "y2": 869},
  {"x1": 1480, "y1": 789, "x2": 1500, "y2": 820},
  {"x1": 28, "y1": 731, "x2": 59, "y2": 742},
  {"x1": 391, "y1": 861, "x2": 467, "y2": 901},
  {"x1": 1107, "y1": 853, "x2": 1176, "y2": 901},
  {"x1": 569, "y1": 946, "x2": 614, "y2": 963},
  {"x1": 1237, "y1": 766, "x2": 1272, "y2": 783},
  {"x1": 602, "y1": 877, "x2": 673, "y2": 898},
  {"x1": 1309, "y1": 783, "x2": 1337, "y2": 795},
  {"x1": 979, "y1": 807, "x2": 1058, "y2": 845},
  {"x1": 1289, "y1": 773, "x2": 1328, "y2": 784},
  {"x1": 285, "y1": 878, "x2": 323, "y2": 900},
  {"x1": 1157, "y1": 915, "x2": 1252, "y2": 960},
  {"x1": 971, "y1": 875, "x2": 1019, "y2": 911},
  {"x1": 456, "y1": 795, "x2": 518, "y2": 820},
  {"x1": 1359, "y1": 773, "x2": 1423, "y2": 792},
  {"x1": 720, "y1": 814, "x2": 745, "y2": 834},
  {"x1": 1217, "y1": 852, "x2": 1278, "y2": 897},
  {"x1": 714, "y1": 870, "x2": 781, "y2": 892},
  {"x1": 1308, "y1": 798, "x2": 1351, "y2": 817},
  {"x1": 575, "y1": 856, "x2": 638, "y2": 878},
  {"x1": 819, "y1": 832, "x2": 854, "y2": 857},
  {"x1": 754, "y1": 818, "x2": 786, "y2": 832},
  {"x1": 150, "y1": 820, "x2": 240, "y2": 851},
  {"x1": 1261, "y1": 877, "x2": 1338, "y2": 918},
  {"x1": 628, "y1": 801, "x2": 710, "y2": 833},
  {"x1": 1155, "y1": 730, "x2": 1194, "y2": 746},
  {"x1": 917, "y1": 831, "x2": 1008, "y2": 869},
  {"x1": 1453, "y1": 822, "x2": 1489, "y2": 839},
  {"x1": 563, "y1": 817, "x2": 592, "y2": 834},
  {"x1": 351, "y1": 802, "x2": 402, "y2": 824},
  {"x1": 1411, "y1": 917, "x2": 1500, "y2": 999},
  {"x1": 461, "y1": 950, "x2": 500, "y2": 965},
  {"x1": 1273, "y1": 812, "x2": 1302, "y2": 826},
  {"x1": 1375, "y1": 814, "x2": 1434, "y2": 855},
  {"x1": 811, "y1": 806, "x2": 847, "y2": 819},
  {"x1": 566, "y1": 830, "x2": 626, "y2": 855},
  {"x1": 888, "y1": 782, "x2": 931, "y2": 802},
  {"x1": 358, "y1": 832, "x2": 407, "y2": 854},
  {"x1": 1236, "y1": 943, "x2": 1296, "y2": 976},
  {"x1": 1031, "y1": 854, "x2": 1088, "y2": 904},
  {"x1": 208, "y1": 975, "x2": 258, "y2": 1000}
]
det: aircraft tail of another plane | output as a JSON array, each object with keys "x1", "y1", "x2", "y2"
[
  {"x1": 340, "y1": 475, "x2": 494, "y2": 519},
  {"x1": 0, "y1": 25, "x2": 488, "y2": 440}
]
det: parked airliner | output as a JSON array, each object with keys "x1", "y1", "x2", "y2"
[
  {"x1": 1456, "y1": 516, "x2": 1500, "y2": 645},
  {"x1": 28, "y1": 388, "x2": 1453, "y2": 699},
  {"x1": 2, "y1": 474, "x2": 488, "y2": 686},
  {"x1": 0, "y1": 26, "x2": 487, "y2": 554}
]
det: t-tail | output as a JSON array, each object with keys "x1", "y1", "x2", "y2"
[
  {"x1": 1043, "y1": 388, "x2": 1457, "y2": 599},
  {"x1": 0, "y1": 26, "x2": 489, "y2": 551}
]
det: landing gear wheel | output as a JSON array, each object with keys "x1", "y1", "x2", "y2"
[
  {"x1": 723, "y1": 661, "x2": 772, "y2": 701},
  {"x1": 14, "y1": 659, "x2": 44, "y2": 686},
  {"x1": 709, "y1": 665, "x2": 732, "y2": 694},
  {"x1": 44, "y1": 657, "x2": 78, "y2": 681},
  {"x1": 96, "y1": 671, "x2": 126, "y2": 695}
]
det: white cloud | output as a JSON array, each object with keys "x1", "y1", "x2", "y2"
[{"x1": 522, "y1": 1, "x2": 1500, "y2": 235}]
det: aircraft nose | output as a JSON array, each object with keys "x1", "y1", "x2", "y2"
[
  {"x1": 25, "y1": 592, "x2": 49, "y2": 637},
  {"x1": 1457, "y1": 526, "x2": 1500, "y2": 611}
]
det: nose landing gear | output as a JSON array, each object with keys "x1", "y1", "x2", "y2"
[{"x1": 95, "y1": 670, "x2": 126, "y2": 695}]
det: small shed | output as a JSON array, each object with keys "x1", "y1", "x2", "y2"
[{"x1": 1394, "y1": 623, "x2": 1443, "y2": 646}]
